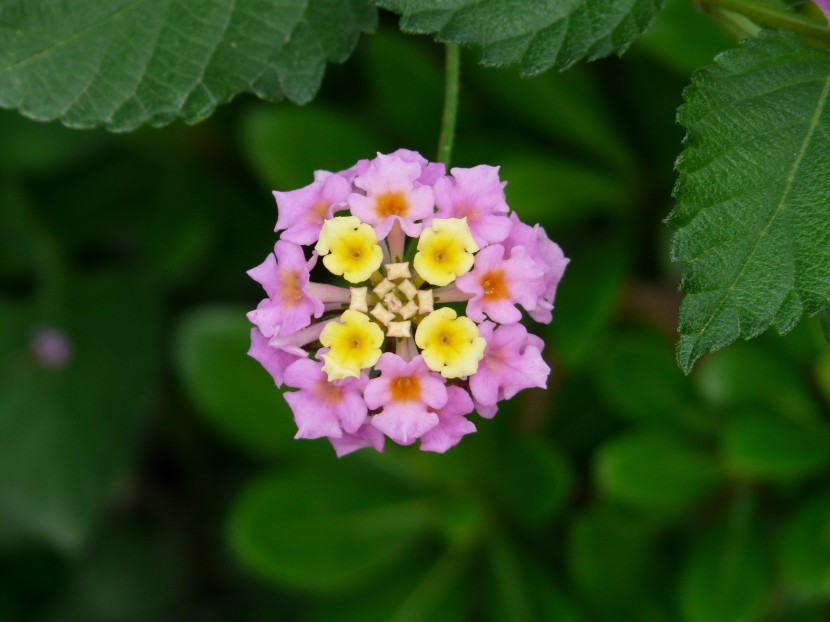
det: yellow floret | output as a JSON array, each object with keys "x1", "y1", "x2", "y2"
[
  {"x1": 316, "y1": 216, "x2": 384, "y2": 283},
  {"x1": 413, "y1": 218, "x2": 479, "y2": 286},
  {"x1": 414, "y1": 307, "x2": 486, "y2": 378},
  {"x1": 319, "y1": 310, "x2": 385, "y2": 380}
]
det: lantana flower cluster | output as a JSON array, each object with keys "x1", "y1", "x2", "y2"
[{"x1": 248, "y1": 149, "x2": 568, "y2": 456}]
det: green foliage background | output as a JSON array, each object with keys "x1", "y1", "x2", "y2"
[{"x1": 2, "y1": 1, "x2": 830, "y2": 620}]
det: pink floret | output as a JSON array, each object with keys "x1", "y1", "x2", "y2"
[
  {"x1": 274, "y1": 171, "x2": 352, "y2": 245},
  {"x1": 247, "y1": 328, "x2": 306, "y2": 388},
  {"x1": 247, "y1": 241, "x2": 324, "y2": 338},
  {"x1": 456, "y1": 244, "x2": 544, "y2": 324},
  {"x1": 329, "y1": 424, "x2": 386, "y2": 457},
  {"x1": 468, "y1": 322, "x2": 550, "y2": 414},
  {"x1": 349, "y1": 153, "x2": 435, "y2": 239},
  {"x1": 365, "y1": 353, "x2": 447, "y2": 445},
  {"x1": 283, "y1": 358, "x2": 369, "y2": 439},
  {"x1": 420, "y1": 386, "x2": 477, "y2": 453},
  {"x1": 502, "y1": 213, "x2": 569, "y2": 325},
  {"x1": 432, "y1": 165, "x2": 511, "y2": 246}
]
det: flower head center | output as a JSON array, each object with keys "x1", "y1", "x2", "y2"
[{"x1": 308, "y1": 199, "x2": 330, "y2": 223}]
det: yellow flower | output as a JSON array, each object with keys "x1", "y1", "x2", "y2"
[
  {"x1": 414, "y1": 307, "x2": 486, "y2": 378},
  {"x1": 315, "y1": 216, "x2": 384, "y2": 283},
  {"x1": 319, "y1": 310, "x2": 384, "y2": 380},
  {"x1": 413, "y1": 218, "x2": 479, "y2": 286}
]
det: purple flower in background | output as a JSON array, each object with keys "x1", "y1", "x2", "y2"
[
  {"x1": 815, "y1": 0, "x2": 830, "y2": 22},
  {"x1": 31, "y1": 326, "x2": 72, "y2": 369}
]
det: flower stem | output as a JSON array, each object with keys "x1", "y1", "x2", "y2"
[
  {"x1": 437, "y1": 44, "x2": 461, "y2": 166},
  {"x1": 697, "y1": 0, "x2": 830, "y2": 43}
]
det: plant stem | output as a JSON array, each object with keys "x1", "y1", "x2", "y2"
[
  {"x1": 698, "y1": 0, "x2": 830, "y2": 43},
  {"x1": 437, "y1": 44, "x2": 461, "y2": 166}
]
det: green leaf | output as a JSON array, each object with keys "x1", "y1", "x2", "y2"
[
  {"x1": 229, "y1": 468, "x2": 433, "y2": 593},
  {"x1": 309, "y1": 548, "x2": 470, "y2": 622},
  {"x1": 596, "y1": 432, "x2": 722, "y2": 512},
  {"x1": 487, "y1": 535, "x2": 583, "y2": 622},
  {"x1": 669, "y1": 32, "x2": 830, "y2": 372},
  {"x1": 780, "y1": 490, "x2": 830, "y2": 596},
  {"x1": 175, "y1": 307, "x2": 297, "y2": 456},
  {"x1": 0, "y1": 0, "x2": 376, "y2": 131},
  {"x1": 376, "y1": 0, "x2": 665, "y2": 75},
  {"x1": 723, "y1": 410, "x2": 830, "y2": 480},
  {"x1": 0, "y1": 274, "x2": 160, "y2": 551},
  {"x1": 679, "y1": 495, "x2": 770, "y2": 622},
  {"x1": 821, "y1": 308, "x2": 830, "y2": 345}
]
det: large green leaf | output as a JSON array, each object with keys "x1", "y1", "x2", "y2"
[
  {"x1": 596, "y1": 432, "x2": 722, "y2": 513},
  {"x1": 0, "y1": 0, "x2": 376, "y2": 131},
  {"x1": 175, "y1": 307, "x2": 297, "y2": 456},
  {"x1": 669, "y1": 32, "x2": 830, "y2": 372},
  {"x1": 376, "y1": 0, "x2": 664, "y2": 75},
  {"x1": 229, "y1": 468, "x2": 434, "y2": 593},
  {"x1": 780, "y1": 490, "x2": 830, "y2": 596},
  {"x1": 0, "y1": 275, "x2": 160, "y2": 551},
  {"x1": 679, "y1": 495, "x2": 770, "y2": 622}
]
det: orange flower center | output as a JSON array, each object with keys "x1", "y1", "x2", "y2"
[
  {"x1": 313, "y1": 378, "x2": 343, "y2": 406},
  {"x1": 390, "y1": 375, "x2": 421, "y2": 402},
  {"x1": 480, "y1": 270, "x2": 508, "y2": 300},
  {"x1": 376, "y1": 192, "x2": 409, "y2": 217},
  {"x1": 280, "y1": 270, "x2": 304, "y2": 307},
  {"x1": 308, "y1": 199, "x2": 330, "y2": 223}
]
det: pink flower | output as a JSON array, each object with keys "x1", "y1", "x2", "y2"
[
  {"x1": 420, "y1": 386, "x2": 476, "y2": 453},
  {"x1": 365, "y1": 353, "x2": 448, "y2": 444},
  {"x1": 274, "y1": 171, "x2": 352, "y2": 245},
  {"x1": 469, "y1": 322, "x2": 549, "y2": 417},
  {"x1": 247, "y1": 241, "x2": 324, "y2": 338},
  {"x1": 283, "y1": 358, "x2": 369, "y2": 439},
  {"x1": 455, "y1": 244, "x2": 544, "y2": 324},
  {"x1": 30, "y1": 326, "x2": 72, "y2": 369},
  {"x1": 432, "y1": 165, "x2": 511, "y2": 246},
  {"x1": 349, "y1": 154, "x2": 435, "y2": 239},
  {"x1": 502, "y1": 213, "x2": 569, "y2": 324},
  {"x1": 329, "y1": 423, "x2": 386, "y2": 457},
  {"x1": 247, "y1": 328, "x2": 305, "y2": 388},
  {"x1": 355, "y1": 149, "x2": 446, "y2": 186}
]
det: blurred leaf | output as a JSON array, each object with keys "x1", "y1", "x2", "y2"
[
  {"x1": 363, "y1": 30, "x2": 443, "y2": 154},
  {"x1": 487, "y1": 535, "x2": 582, "y2": 622},
  {"x1": 597, "y1": 330, "x2": 700, "y2": 427},
  {"x1": 229, "y1": 468, "x2": 433, "y2": 593},
  {"x1": 780, "y1": 490, "x2": 830, "y2": 596},
  {"x1": 568, "y1": 507, "x2": 668, "y2": 620},
  {"x1": 500, "y1": 153, "x2": 631, "y2": 229},
  {"x1": 241, "y1": 104, "x2": 382, "y2": 191},
  {"x1": 723, "y1": 410, "x2": 830, "y2": 480},
  {"x1": 310, "y1": 548, "x2": 469, "y2": 622},
  {"x1": 0, "y1": 542, "x2": 65, "y2": 622},
  {"x1": 489, "y1": 435, "x2": 572, "y2": 527},
  {"x1": 469, "y1": 64, "x2": 634, "y2": 172},
  {"x1": 821, "y1": 308, "x2": 830, "y2": 345},
  {"x1": 679, "y1": 495, "x2": 770, "y2": 622},
  {"x1": 696, "y1": 343, "x2": 820, "y2": 421},
  {"x1": 377, "y1": 0, "x2": 665, "y2": 74},
  {"x1": 635, "y1": 0, "x2": 735, "y2": 75},
  {"x1": 60, "y1": 524, "x2": 186, "y2": 621},
  {"x1": 596, "y1": 432, "x2": 722, "y2": 512},
  {"x1": 0, "y1": 0, "x2": 376, "y2": 130},
  {"x1": 175, "y1": 307, "x2": 297, "y2": 456},
  {"x1": 550, "y1": 235, "x2": 630, "y2": 369},
  {"x1": 669, "y1": 32, "x2": 830, "y2": 372},
  {"x1": 0, "y1": 274, "x2": 160, "y2": 551}
]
